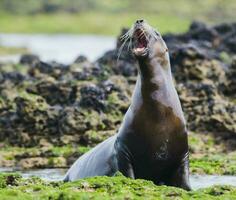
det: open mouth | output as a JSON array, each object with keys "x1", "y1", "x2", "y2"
[{"x1": 132, "y1": 28, "x2": 148, "y2": 56}]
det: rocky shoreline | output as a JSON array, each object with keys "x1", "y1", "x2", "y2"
[{"x1": 0, "y1": 22, "x2": 236, "y2": 173}]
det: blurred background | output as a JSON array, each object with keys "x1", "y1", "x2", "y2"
[
  {"x1": 0, "y1": 0, "x2": 236, "y2": 192},
  {"x1": 0, "y1": 0, "x2": 236, "y2": 34},
  {"x1": 0, "y1": 0, "x2": 236, "y2": 63}
]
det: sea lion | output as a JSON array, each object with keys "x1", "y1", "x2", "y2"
[{"x1": 64, "y1": 19, "x2": 191, "y2": 190}]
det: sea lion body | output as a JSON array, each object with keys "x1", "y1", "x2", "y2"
[
  {"x1": 64, "y1": 136, "x2": 117, "y2": 180},
  {"x1": 64, "y1": 20, "x2": 191, "y2": 190}
]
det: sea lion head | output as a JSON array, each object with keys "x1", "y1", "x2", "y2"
[{"x1": 120, "y1": 19, "x2": 169, "y2": 65}]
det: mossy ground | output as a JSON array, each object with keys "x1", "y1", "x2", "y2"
[
  {"x1": 189, "y1": 133, "x2": 236, "y2": 175},
  {"x1": 0, "y1": 173, "x2": 236, "y2": 200}
]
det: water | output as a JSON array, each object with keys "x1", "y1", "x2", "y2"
[
  {"x1": 190, "y1": 174, "x2": 236, "y2": 189},
  {"x1": 0, "y1": 167, "x2": 67, "y2": 182},
  {"x1": 1, "y1": 167, "x2": 236, "y2": 190},
  {"x1": 0, "y1": 34, "x2": 116, "y2": 64}
]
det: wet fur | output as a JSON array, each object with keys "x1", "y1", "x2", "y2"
[{"x1": 64, "y1": 21, "x2": 191, "y2": 191}]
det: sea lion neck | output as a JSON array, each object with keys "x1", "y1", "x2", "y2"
[
  {"x1": 136, "y1": 57, "x2": 171, "y2": 91},
  {"x1": 131, "y1": 57, "x2": 186, "y2": 124}
]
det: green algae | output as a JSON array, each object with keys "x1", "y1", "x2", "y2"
[
  {"x1": 50, "y1": 146, "x2": 91, "y2": 158},
  {"x1": 0, "y1": 174, "x2": 21, "y2": 189},
  {"x1": 0, "y1": 63, "x2": 29, "y2": 75},
  {"x1": 0, "y1": 145, "x2": 91, "y2": 169},
  {"x1": 0, "y1": 173, "x2": 236, "y2": 200},
  {"x1": 190, "y1": 153, "x2": 236, "y2": 175},
  {"x1": 187, "y1": 132, "x2": 236, "y2": 175}
]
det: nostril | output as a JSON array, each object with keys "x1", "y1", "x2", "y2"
[{"x1": 136, "y1": 19, "x2": 144, "y2": 24}]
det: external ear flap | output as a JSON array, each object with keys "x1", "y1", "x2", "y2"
[
  {"x1": 154, "y1": 30, "x2": 161, "y2": 37},
  {"x1": 153, "y1": 29, "x2": 167, "y2": 49},
  {"x1": 157, "y1": 36, "x2": 168, "y2": 51}
]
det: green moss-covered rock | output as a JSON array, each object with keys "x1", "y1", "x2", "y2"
[
  {"x1": 191, "y1": 153, "x2": 236, "y2": 175},
  {"x1": 0, "y1": 173, "x2": 21, "y2": 189},
  {"x1": 0, "y1": 145, "x2": 91, "y2": 169},
  {"x1": 0, "y1": 173, "x2": 236, "y2": 200}
]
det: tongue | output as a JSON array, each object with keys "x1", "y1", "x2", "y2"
[
  {"x1": 137, "y1": 36, "x2": 147, "y2": 48},
  {"x1": 138, "y1": 42, "x2": 145, "y2": 48},
  {"x1": 135, "y1": 39, "x2": 145, "y2": 51}
]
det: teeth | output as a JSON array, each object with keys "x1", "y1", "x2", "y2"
[
  {"x1": 134, "y1": 47, "x2": 145, "y2": 53},
  {"x1": 133, "y1": 47, "x2": 147, "y2": 56}
]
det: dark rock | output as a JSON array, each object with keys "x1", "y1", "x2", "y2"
[
  {"x1": 97, "y1": 50, "x2": 137, "y2": 77},
  {"x1": 100, "y1": 79, "x2": 117, "y2": 94},
  {"x1": 58, "y1": 107, "x2": 88, "y2": 135},
  {"x1": 70, "y1": 60, "x2": 98, "y2": 81},
  {"x1": 28, "y1": 61, "x2": 69, "y2": 79},
  {"x1": 74, "y1": 55, "x2": 88, "y2": 63},
  {"x1": 0, "y1": 72, "x2": 25, "y2": 84},
  {"x1": 26, "y1": 79, "x2": 77, "y2": 106},
  {"x1": 20, "y1": 54, "x2": 40, "y2": 65},
  {"x1": 225, "y1": 37, "x2": 236, "y2": 53},
  {"x1": 79, "y1": 84, "x2": 106, "y2": 111},
  {"x1": 189, "y1": 21, "x2": 207, "y2": 31},
  {"x1": 97, "y1": 28, "x2": 137, "y2": 77},
  {"x1": 223, "y1": 58, "x2": 236, "y2": 97},
  {"x1": 214, "y1": 23, "x2": 236, "y2": 35}
]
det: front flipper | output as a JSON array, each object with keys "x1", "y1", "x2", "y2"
[
  {"x1": 115, "y1": 138, "x2": 135, "y2": 179},
  {"x1": 117, "y1": 156, "x2": 135, "y2": 178},
  {"x1": 168, "y1": 154, "x2": 191, "y2": 191}
]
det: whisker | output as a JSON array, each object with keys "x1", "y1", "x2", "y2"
[
  {"x1": 127, "y1": 25, "x2": 135, "y2": 37},
  {"x1": 120, "y1": 29, "x2": 133, "y2": 41},
  {"x1": 120, "y1": 35, "x2": 128, "y2": 41},
  {"x1": 117, "y1": 24, "x2": 135, "y2": 62},
  {"x1": 142, "y1": 23, "x2": 159, "y2": 41},
  {"x1": 151, "y1": 31, "x2": 158, "y2": 40},
  {"x1": 117, "y1": 36, "x2": 130, "y2": 63},
  {"x1": 127, "y1": 38, "x2": 132, "y2": 51},
  {"x1": 120, "y1": 34, "x2": 129, "y2": 41},
  {"x1": 120, "y1": 31, "x2": 130, "y2": 38}
]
